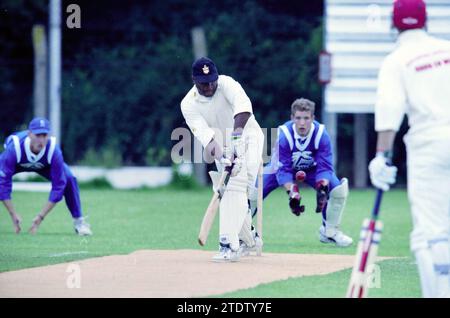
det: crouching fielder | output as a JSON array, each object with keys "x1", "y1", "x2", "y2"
[
  {"x1": 0, "y1": 117, "x2": 92, "y2": 235},
  {"x1": 181, "y1": 57, "x2": 264, "y2": 262},
  {"x1": 261, "y1": 98, "x2": 352, "y2": 247}
]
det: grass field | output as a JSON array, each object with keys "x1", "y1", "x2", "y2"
[{"x1": 0, "y1": 186, "x2": 421, "y2": 297}]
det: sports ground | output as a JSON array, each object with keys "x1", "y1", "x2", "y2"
[{"x1": 0, "y1": 186, "x2": 420, "y2": 297}]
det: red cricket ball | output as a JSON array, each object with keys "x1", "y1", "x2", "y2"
[{"x1": 295, "y1": 170, "x2": 306, "y2": 182}]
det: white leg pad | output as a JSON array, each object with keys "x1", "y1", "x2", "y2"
[
  {"x1": 324, "y1": 178, "x2": 349, "y2": 236},
  {"x1": 242, "y1": 117, "x2": 264, "y2": 203},
  {"x1": 414, "y1": 248, "x2": 437, "y2": 298},
  {"x1": 248, "y1": 187, "x2": 258, "y2": 217},
  {"x1": 224, "y1": 166, "x2": 248, "y2": 192},
  {"x1": 220, "y1": 190, "x2": 248, "y2": 251},
  {"x1": 411, "y1": 231, "x2": 438, "y2": 297},
  {"x1": 216, "y1": 116, "x2": 264, "y2": 251},
  {"x1": 429, "y1": 238, "x2": 450, "y2": 297},
  {"x1": 239, "y1": 211, "x2": 255, "y2": 247}
]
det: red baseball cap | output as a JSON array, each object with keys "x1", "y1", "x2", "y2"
[{"x1": 392, "y1": 0, "x2": 427, "y2": 31}]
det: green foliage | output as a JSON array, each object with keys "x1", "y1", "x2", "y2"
[
  {"x1": 1, "y1": 0, "x2": 402, "y2": 181},
  {"x1": 0, "y1": 1, "x2": 331, "y2": 166},
  {"x1": 58, "y1": 1, "x2": 324, "y2": 165},
  {"x1": 205, "y1": 4, "x2": 323, "y2": 128},
  {"x1": 77, "y1": 177, "x2": 113, "y2": 190},
  {"x1": 0, "y1": 0, "x2": 409, "y2": 191},
  {"x1": 169, "y1": 164, "x2": 201, "y2": 190},
  {"x1": 77, "y1": 146, "x2": 122, "y2": 168},
  {"x1": 146, "y1": 147, "x2": 170, "y2": 167},
  {"x1": 12, "y1": 173, "x2": 47, "y2": 183},
  {"x1": 61, "y1": 39, "x2": 191, "y2": 165},
  {"x1": 0, "y1": 0, "x2": 47, "y2": 135}
]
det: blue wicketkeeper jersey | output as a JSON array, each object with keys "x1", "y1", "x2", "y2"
[
  {"x1": 0, "y1": 131, "x2": 67, "y2": 202},
  {"x1": 270, "y1": 120, "x2": 335, "y2": 185}
]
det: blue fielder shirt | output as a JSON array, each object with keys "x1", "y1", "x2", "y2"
[
  {"x1": 272, "y1": 120, "x2": 334, "y2": 185},
  {"x1": 0, "y1": 131, "x2": 67, "y2": 202}
]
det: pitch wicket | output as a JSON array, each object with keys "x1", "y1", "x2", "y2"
[
  {"x1": 256, "y1": 163, "x2": 263, "y2": 255},
  {"x1": 346, "y1": 189, "x2": 384, "y2": 298}
]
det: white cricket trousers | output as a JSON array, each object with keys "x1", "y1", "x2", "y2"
[{"x1": 406, "y1": 130, "x2": 450, "y2": 298}]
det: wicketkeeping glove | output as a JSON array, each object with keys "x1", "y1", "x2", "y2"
[
  {"x1": 287, "y1": 184, "x2": 305, "y2": 216},
  {"x1": 368, "y1": 153, "x2": 397, "y2": 191}
]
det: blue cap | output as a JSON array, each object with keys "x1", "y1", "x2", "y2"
[
  {"x1": 28, "y1": 117, "x2": 51, "y2": 134},
  {"x1": 192, "y1": 57, "x2": 219, "y2": 83}
]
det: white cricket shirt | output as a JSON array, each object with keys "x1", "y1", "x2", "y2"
[
  {"x1": 181, "y1": 75, "x2": 253, "y2": 147},
  {"x1": 375, "y1": 29, "x2": 450, "y2": 139}
]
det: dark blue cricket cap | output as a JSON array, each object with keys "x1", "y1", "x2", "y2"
[
  {"x1": 28, "y1": 117, "x2": 51, "y2": 134},
  {"x1": 192, "y1": 57, "x2": 219, "y2": 83}
]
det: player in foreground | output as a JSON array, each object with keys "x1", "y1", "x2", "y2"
[
  {"x1": 369, "y1": 0, "x2": 450, "y2": 297},
  {"x1": 181, "y1": 57, "x2": 264, "y2": 262},
  {"x1": 0, "y1": 117, "x2": 92, "y2": 236},
  {"x1": 261, "y1": 98, "x2": 352, "y2": 247}
]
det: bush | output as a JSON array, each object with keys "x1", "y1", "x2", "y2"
[
  {"x1": 77, "y1": 177, "x2": 113, "y2": 190},
  {"x1": 169, "y1": 164, "x2": 201, "y2": 190},
  {"x1": 145, "y1": 147, "x2": 171, "y2": 167},
  {"x1": 77, "y1": 147, "x2": 122, "y2": 168}
]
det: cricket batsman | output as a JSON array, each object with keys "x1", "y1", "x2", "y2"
[
  {"x1": 261, "y1": 98, "x2": 353, "y2": 247},
  {"x1": 181, "y1": 57, "x2": 264, "y2": 262},
  {"x1": 0, "y1": 117, "x2": 92, "y2": 235},
  {"x1": 369, "y1": 0, "x2": 450, "y2": 297}
]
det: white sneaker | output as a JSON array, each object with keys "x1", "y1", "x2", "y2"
[
  {"x1": 74, "y1": 217, "x2": 93, "y2": 236},
  {"x1": 319, "y1": 225, "x2": 352, "y2": 247},
  {"x1": 212, "y1": 245, "x2": 240, "y2": 262}
]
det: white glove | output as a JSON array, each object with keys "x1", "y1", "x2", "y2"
[
  {"x1": 368, "y1": 154, "x2": 398, "y2": 191},
  {"x1": 220, "y1": 152, "x2": 242, "y2": 177},
  {"x1": 219, "y1": 156, "x2": 232, "y2": 168},
  {"x1": 221, "y1": 133, "x2": 245, "y2": 177}
]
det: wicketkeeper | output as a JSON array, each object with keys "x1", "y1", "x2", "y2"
[
  {"x1": 0, "y1": 117, "x2": 92, "y2": 235},
  {"x1": 261, "y1": 98, "x2": 352, "y2": 247},
  {"x1": 181, "y1": 57, "x2": 264, "y2": 262}
]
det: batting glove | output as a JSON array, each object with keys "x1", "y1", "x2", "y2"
[
  {"x1": 220, "y1": 153, "x2": 242, "y2": 178},
  {"x1": 368, "y1": 153, "x2": 397, "y2": 191},
  {"x1": 219, "y1": 155, "x2": 232, "y2": 168},
  {"x1": 221, "y1": 133, "x2": 245, "y2": 177}
]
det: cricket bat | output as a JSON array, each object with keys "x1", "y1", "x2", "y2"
[
  {"x1": 198, "y1": 168, "x2": 232, "y2": 246},
  {"x1": 346, "y1": 189, "x2": 384, "y2": 298}
]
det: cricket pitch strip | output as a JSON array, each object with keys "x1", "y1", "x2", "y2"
[{"x1": 0, "y1": 249, "x2": 391, "y2": 297}]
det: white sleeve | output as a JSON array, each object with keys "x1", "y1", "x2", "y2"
[
  {"x1": 181, "y1": 101, "x2": 215, "y2": 148},
  {"x1": 220, "y1": 75, "x2": 253, "y2": 117},
  {"x1": 374, "y1": 55, "x2": 407, "y2": 132}
]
